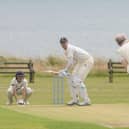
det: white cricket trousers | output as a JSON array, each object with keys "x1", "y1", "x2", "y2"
[{"x1": 68, "y1": 57, "x2": 94, "y2": 102}]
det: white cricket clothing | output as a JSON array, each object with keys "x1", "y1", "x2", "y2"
[
  {"x1": 117, "y1": 42, "x2": 129, "y2": 63},
  {"x1": 117, "y1": 42, "x2": 129, "y2": 73},
  {"x1": 72, "y1": 57, "x2": 94, "y2": 81},
  {"x1": 127, "y1": 65, "x2": 129, "y2": 73},
  {"x1": 64, "y1": 44, "x2": 93, "y2": 70},
  {"x1": 7, "y1": 78, "x2": 32, "y2": 104},
  {"x1": 10, "y1": 77, "x2": 28, "y2": 90},
  {"x1": 64, "y1": 44, "x2": 94, "y2": 104}
]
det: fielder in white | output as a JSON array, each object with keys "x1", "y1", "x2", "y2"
[
  {"x1": 59, "y1": 37, "x2": 94, "y2": 106},
  {"x1": 7, "y1": 71, "x2": 32, "y2": 105},
  {"x1": 115, "y1": 33, "x2": 129, "y2": 74}
]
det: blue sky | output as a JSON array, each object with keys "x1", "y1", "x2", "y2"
[{"x1": 0, "y1": 0, "x2": 129, "y2": 59}]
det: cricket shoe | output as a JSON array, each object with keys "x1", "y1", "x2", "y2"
[
  {"x1": 78, "y1": 101, "x2": 91, "y2": 106},
  {"x1": 6, "y1": 100, "x2": 13, "y2": 105},
  {"x1": 6, "y1": 101, "x2": 12, "y2": 105},
  {"x1": 67, "y1": 99, "x2": 79, "y2": 106},
  {"x1": 24, "y1": 101, "x2": 30, "y2": 105}
]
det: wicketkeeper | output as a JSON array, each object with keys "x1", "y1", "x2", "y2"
[
  {"x1": 59, "y1": 37, "x2": 94, "y2": 106},
  {"x1": 115, "y1": 33, "x2": 129, "y2": 73},
  {"x1": 7, "y1": 71, "x2": 32, "y2": 105}
]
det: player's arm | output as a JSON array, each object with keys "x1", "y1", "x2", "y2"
[
  {"x1": 64, "y1": 57, "x2": 73, "y2": 71},
  {"x1": 64, "y1": 48, "x2": 74, "y2": 71},
  {"x1": 22, "y1": 87, "x2": 26, "y2": 101},
  {"x1": 12, "y1": 85, "x2": 18, "y2": 101},
  {"x1": 21, "y1": 81, "x2": 28, "y2": 101},
  {"x1": 58, "y1": 48, "x2": 74, "y2": 77},
  {"x1": 10, "y1": 78, "x2": 18, "y2": 101},
  {"x1": 58, "y1": 57, "x2": 73, "y2": 77},
  {"x1": 121, "y1": 58, "x2": 128, "y2": 68},
  {"x1": 117, "y1": 48, "x2": 128, "y2": 67}
]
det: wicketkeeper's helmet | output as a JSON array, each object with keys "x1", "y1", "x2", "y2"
[{"x1": 16, "y1": 71, "x2": 25, "y2": 78}]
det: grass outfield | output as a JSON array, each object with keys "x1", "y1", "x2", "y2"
[
  {"x1": 0, "y1": 74, "x2": 129, "y2": 105},
  {"x1": 2, "y1": 104, "x2": 129, "y2": 128},
  {"x1": 0, "y1": 106, "x2": 129, "y2": 129},
  {"x1": 0, "y1": 74, "x2": 129, "y2": 129},
  {"x1": 0, "y1": 107, "x2": 109, "y2": 129}
]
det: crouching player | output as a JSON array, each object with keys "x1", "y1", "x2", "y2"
[
  {"x1": 115, "y1": 33, "x2": 129, "y2": 73},
  {"x1": 7, "y1": 71, "x2": 32, "y2": 105},
  {"x1": 59, "y1": 37, "x2": 94, "y2": 106}
]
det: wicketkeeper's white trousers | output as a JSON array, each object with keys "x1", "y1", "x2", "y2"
[{"x1": 7, "y1": 86, "x2": 32, "y2": 103}]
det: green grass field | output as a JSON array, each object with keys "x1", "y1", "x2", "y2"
[
  {"x1": 0, "y1": 107, "x2": 112, "y2": 129},
  {"x1": 0, "y1": 74, "x2": 129, "y2": 129}
]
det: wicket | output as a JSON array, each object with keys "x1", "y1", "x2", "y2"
[{"x1": 52, "y1": 76, "x2": 64, "y2": 104}]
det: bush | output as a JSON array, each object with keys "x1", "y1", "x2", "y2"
[{"x1": 46, "y1": 55, "x2": 65, "y2": 66}]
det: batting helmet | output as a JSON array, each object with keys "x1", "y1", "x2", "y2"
[{"x1": 60, "y1": 37, "x2": 68, "y2": 44}]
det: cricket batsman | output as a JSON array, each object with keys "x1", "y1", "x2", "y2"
[
  {"x1": 115, "y1": 33, "x2": 129, "y2": 73},
  {"x1": 7, "y1": 71, "x2": 32, "y2": 105},
  {"x1": 59, "y1": 37, "x2": 94, "y2": 106}
]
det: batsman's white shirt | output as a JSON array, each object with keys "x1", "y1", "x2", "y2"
[
  {"x1": 64, "y1": 44, "x2": 91, "y2": 63},
  {"x1": 10, "y1": 78, "x2": 28, "y2": 89},
  {"x1": 64, "y1": 44, "x2": 94, "y2": 81},
  {"x1": 117, "y1": 42, "x2": 129, "y2": 73}
]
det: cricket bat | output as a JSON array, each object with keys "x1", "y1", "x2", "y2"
[{"x1": 43, "y1": 70, "x2": 59, "y2": 75}]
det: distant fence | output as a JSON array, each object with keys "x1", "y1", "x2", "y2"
[
  {"x1": 0, "y1": 60, "x2": 35, "y2": 83},
  {"x1": 107, "y1": 59, "x2": 127, "y2": 83}
]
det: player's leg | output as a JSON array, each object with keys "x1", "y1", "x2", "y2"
[
  {"x1": 7, "y1": 87, "x2": 14, "y2": 105},
  {"x1": 78, "y1": 82, "x2": 91, "y2": 106},
  {"x1": 23, "y1": 87, "x2": 32, "y2": 104},
  {"x1": 77, "y1": 58, "x2": 94, "y2": 106},
  {"x1": 127, "y1": 64, "x2": 129, "y2": 73},
  {"x1": 16, "y1": 87, "x2": 32, "y2": 105},
  {"x1": 67, "y1": 78, "x2": 79, "y2": 105},
  {"x1": 67, "y1": 64, "x2": 80, "y2": 105}
]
